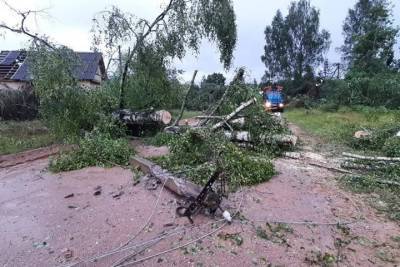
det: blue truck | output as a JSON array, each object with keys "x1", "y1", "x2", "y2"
[{"x1": 262, "y1": 86, "x2": 285, "y2": 113}]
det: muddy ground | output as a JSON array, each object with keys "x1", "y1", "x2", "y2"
[{"x1": 1, "y1": 125, "x2": 399, "y2": 267}]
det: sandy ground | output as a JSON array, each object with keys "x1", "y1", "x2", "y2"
[{"x1": 1, "y1": 125, "x2": 399, "y2": 267}]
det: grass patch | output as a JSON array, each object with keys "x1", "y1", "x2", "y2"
[
  {"x1": 285, "y1": 107, "x2": 399, "y2": 144},
  {"x1": 339, "y1": 170, "x2": 400, "y2": 221},
  {"x1": 0, "y1": 120, "x2": 57, "y2": 155}
]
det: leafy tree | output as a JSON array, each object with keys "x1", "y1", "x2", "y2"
[
  {"x1": 187, "y1": 73, "x2": 227, "y2": 111},
  {"x1": 124, "y1": 44, "x2": 184, "y2": 110},
  {"x1": 261, "y1": 0, "x2": 331, "y2": 81},
  {"x1": 202, "y1": 73, "x2": 226, "y2": 86},
  {"x1": 341, "y1": 0, "x2": 399, "y2": 73},
  {"x1": 91, "y1": 0, "x2": 237, "y2": 109}
]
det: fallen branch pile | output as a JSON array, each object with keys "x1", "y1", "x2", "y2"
[{"x1": 341, "y1": 152, "x2": 400, "y2": 171}]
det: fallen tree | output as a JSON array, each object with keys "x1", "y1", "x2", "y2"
[
  {"x1": 224, "y1": 131, "x2": 297, "y2": 147},
  {"x1": 113, "y1": 109, "x2": 172, "y2": 126},
  {"x1": 211, "y1": 97, "x2": 257, "y2": 131},
  {"x1": 343, "y1": 152, "x2": 400, "y2": 162},
  {"x1": 130, "y1": 156, "x2": 201, "y2": 198}
]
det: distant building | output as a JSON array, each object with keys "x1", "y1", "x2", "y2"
[{"x1": 0, "y1": 50, "x2": 107, "y2": 90}]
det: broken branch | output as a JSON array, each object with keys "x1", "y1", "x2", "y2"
[
  {"x1": 342, "y1": 152, "x2": 400, "y2": 162},
  {"x1": 211, "y1": 97, "x2": 257, "y2": 131}
]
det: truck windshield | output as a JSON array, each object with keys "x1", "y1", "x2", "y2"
[{"x1": 267, "y1": 91, "x2": 283, "y2": 105}]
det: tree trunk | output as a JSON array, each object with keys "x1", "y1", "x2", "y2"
[
  {"x1": 342, "y1": 152, "x2": 400, "y2": 162},
  {"x1": 224, "y1": 131, "x2": 297, "y2": 146},
  {"x1": 211, "y1": 97, "x2": 257, "y2": 131},
  {"x1": 114, "y1": 109, "x2": 172, "y2": 126},
  {"x1": 172, "y1": 70, "x2": 198, "y2": 126}
]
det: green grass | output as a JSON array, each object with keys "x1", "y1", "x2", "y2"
[
  {"x1": 285, "y1": 106, "x2": 400, "y2": 222},
  {"x1": 285, "y1": 107, "x2": 399, "y2": 144},
  {"x1": 0, "y1": 120, "x2": 57, "y2": 155}
]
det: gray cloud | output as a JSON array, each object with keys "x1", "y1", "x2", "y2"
[{"x1": 1, "y1": 0, "x2": 399, "y2": 82}]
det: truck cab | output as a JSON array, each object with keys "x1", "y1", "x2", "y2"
[{"x1": 263, "y1": 85, "x2": 284, "y2": 112}]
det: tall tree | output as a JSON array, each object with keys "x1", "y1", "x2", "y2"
[
  {"x1": 201, "y1": 73, "x2": 226, "y2": 86},
  {"x1": 261, "y1": 0, "x2": 330, "y2": 81},
  {"x1": 92, "y1": 0, "x2": 237, "y2": 109},
  {"x1": 341, "y1": 0, "x2": 399, "y2": 73}
]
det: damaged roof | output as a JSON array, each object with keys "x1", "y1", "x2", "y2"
[{"x1": 0, "y1": 50, "x2": 107, "y2": 83}]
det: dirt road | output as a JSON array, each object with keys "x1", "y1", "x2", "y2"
[{"x1": 1, "y1": 126, "x2": 399, "y2": 266}]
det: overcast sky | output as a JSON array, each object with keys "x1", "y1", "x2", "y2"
[{"x1": 1, "y1": 0, "x2": 399, "y2": 82}]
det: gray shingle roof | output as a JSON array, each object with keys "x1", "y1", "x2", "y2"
[{"x1": 0, "y1": 50, "x2": 106, "y2": 82}]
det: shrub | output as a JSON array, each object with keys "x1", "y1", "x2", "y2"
[
  {"x1": 39, "y1": 85, "x2": 120, "y2": 140},
  {"x1": 49, "y1": 130, "x2": 133, "y2": 172},
  {"x1": 350, "y1": 124, "x2": 400, "y2": 151},
  {"x1": 144, "y1": 131, "x2": 176, "y2": 147},
  {"x1": 0, "y1": 88, "x2": 38, "y2": 120},
  {"x1": 383, "y1": 137, "x2": 400, "y2": 157},
  {"x1": 339, "y1": 72, "x2": 400, "y2": 108}
]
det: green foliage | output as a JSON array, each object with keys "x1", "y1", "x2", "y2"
[
  {"x1": 341, "y1": 0, "x2": 399, "y2": 73},
  {"x1": 383, "y1": 137, "x2": 400, "y2": 157},
  {"x1": 0, "y1": 88, "x2": 38, "y2": 120},
  {"x1": 92, "y1": 0, "x2": 237, "y2": 72},
  {"x1": 39, "y1": 85, "x2": 120, "y2": 140},
  {"x1": 286, "y1": 107, "x2": 399, "y2": 145},
  {"x1": 340, "y1": 170, "x2": 400, "y2": 221},
  {"x1": 29, "y1": 46, "x2": 120, "y2": 139},
  {"x1": 350, "y1": 123, "x2": 399, "y2": 152},
  {"x1": 154, "y1": 129, "x2": 275, "y2": 190},
  {"x1": 345, "y1": 72, "x2": 400, "y2": 108},
  {"x1": 187, "y1": 73, "x2": 227, "y2": 111},
  {"x1": 0, "y1": 120, "x2": 56, "y2": 155},
  {"x1": 145, "y1": 131, "x2": 176, "y2": 147},
  {"x1": 125, "y1": 45, "x2": 184, "y2": 110},
  {"x1": 49, "y1": 129, "x2": 133, "y2": 172},
  {"x1": 261, "y1": 0, "x2": 330, "y2": 81},
  {"x1": 241, "y1": 105, "x2": 290, "y2": 152}
]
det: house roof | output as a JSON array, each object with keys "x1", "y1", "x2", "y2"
[{"x1": 0, "y1": 50, "x2": 107, "y2": 83}]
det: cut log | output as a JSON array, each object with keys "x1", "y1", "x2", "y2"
[
  {"x1": 212, "y1": 97, "x2": 257, "y2": 131},
  {"x1": 354, "y1": 130, "x2": 370, "y2": 139},
  {"x1": 342, "y1": 152, "x2": 400, "y2": 162},
  {"x1": 224, "y1": 131, "x2": 251, "y2": 142},
  {"x1": 130, "y1": 156, "x2": 201, "y2": 199},
  {"x1": 224, "y1": 131, "x2": 297, "y2": 146},
  {"x1": 114, "y1": 109, "x2": 172, "y2": 125}
]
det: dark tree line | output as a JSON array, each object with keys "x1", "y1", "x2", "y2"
[{"x1": 261, "y1": 0, "x2": 400, "y2": 107}]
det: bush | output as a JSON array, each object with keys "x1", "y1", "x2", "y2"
[
  {"x1": 39, "y1": 85, "x2": 120, "y2": 140},
  {"x1": 350, "y1": 124, "x2": 400, "y2": 151},
  {"x1": 49, "y1": 130, "x2": 133, "y2": 172},
  {"x1": 0, "y1": 88, "x2": 38, "y2": 120},
  {"x1": 337, "y1": 72, "x2": 400, "y2": 108},
  {"x1": 383, "y1": 137, "x2": 400, "y2": 157},
  {"x1": 144, "y1": 131, "x2": 176, "y2": 147}
]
